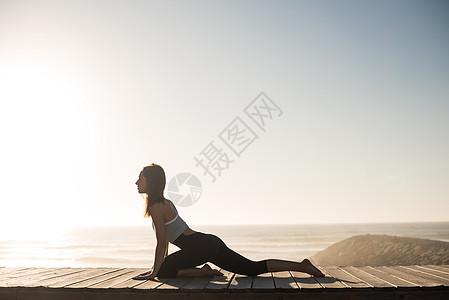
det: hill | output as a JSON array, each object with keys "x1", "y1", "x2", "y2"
[{"x1": 311, "y1": 234, "x2": 449, "y2": 266}]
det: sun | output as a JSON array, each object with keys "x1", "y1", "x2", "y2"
[{"x1": 0, "y1": 59, "x2": 91, "y2": 239}]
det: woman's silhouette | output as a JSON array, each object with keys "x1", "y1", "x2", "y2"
[{"x1": 133, "y1": 163, "x2": 324, "y2": 280}]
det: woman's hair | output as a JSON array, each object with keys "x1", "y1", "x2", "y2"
[{"x1": 141, "y1": 163, "x2": 167, "y2": 218}]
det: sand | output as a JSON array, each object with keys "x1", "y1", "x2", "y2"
[{"x1": 311, "y1": 234, "x2": 449, "y2": 266}]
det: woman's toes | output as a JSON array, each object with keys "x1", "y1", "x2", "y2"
[
  {"x1": 201, "y1": 264, "x2": 212, "y2": 271},
  {"x1": 302, "y1": 259, "x2": 325, "y2": 277},
  {"x1": 200, "y1": 264, "x2": 223, "y2": 276},
  {"x1": 199, "y1": 264, "x2": 212, "y2": 275}
]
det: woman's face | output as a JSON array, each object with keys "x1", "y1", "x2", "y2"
[{"x1": 135, "y1": 172, "x2": 148, "y2": 194}]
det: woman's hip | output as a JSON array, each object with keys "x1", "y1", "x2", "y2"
[{"x1": 173, "y1": 232, "x2": 221, "y2": 250}]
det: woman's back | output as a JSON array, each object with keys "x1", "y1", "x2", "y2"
[{"x1": 151, "y1": 199, "x2": 192, "y2": 243}]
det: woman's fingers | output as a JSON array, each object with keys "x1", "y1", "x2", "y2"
[
  {"x1": 132, "y1": 272, "x2": 152, "y2": 280},
  {"x1": 139, "y1": 271, "x2": 152, "y2": 276}
]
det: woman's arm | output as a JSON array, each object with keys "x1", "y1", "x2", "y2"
[
  {"x1": 164, "y1": 240, "x2": 169, "y2": 258},
  {"x1": 151, "y1": 204, "x2": 167, "y2": 277}
]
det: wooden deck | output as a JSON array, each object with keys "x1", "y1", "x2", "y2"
[{"x1": 0, "y1": 265, "x2": 449, "y2": 299}]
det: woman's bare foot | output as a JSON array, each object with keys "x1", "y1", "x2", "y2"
[
  {"x1": 301, "y1": 259, "x2": 325, "y2": 277},
  {"x1": 200, "y1": 264, "x2": 224, "y2": 276}
]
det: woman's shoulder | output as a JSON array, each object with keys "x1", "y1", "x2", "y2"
[
  {"x1": 149, "y1": 197, "x2": 167, "y2": 207},
  {"x1": 149, "y1": 200, "x2": 165, "y2": 215}
]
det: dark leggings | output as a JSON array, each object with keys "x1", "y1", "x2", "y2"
[{"x1": 157, "y1": 232, "x2": 268, "y2": 278}]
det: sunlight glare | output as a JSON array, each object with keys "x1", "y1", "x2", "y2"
[{"x1": 0, "y1": 60, "x2": 91, "y2": 236}]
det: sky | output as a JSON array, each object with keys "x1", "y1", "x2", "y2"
[{"x1": 0, "y1": 0, "x2": 448, "y2": 237}]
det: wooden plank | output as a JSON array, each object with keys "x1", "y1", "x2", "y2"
[
  {"x1": 228, "y1": 273, "x2": 253, "y2": 293},
  {"x1": 434, "y1": 265, "x2": 449, "y2": 272},
  {"x1": 203, "y1": 269, "x2": 234, "y2": 293},
  {"x1": 54, "y1": 268, "x2": 124, "y2": 288},
  {"x1": 0, "y1": 267, "x2": 33, "y2": 277},
  {"x1": 290, "y1": 271, "x2": 322, "y2": 289},
  {"x1": 109, "y1": 269, "x2": 150, "y2": 289},
  {"x1": 179, "y1": 275, "x2": 215, "y2": 292},
  {"x1": 340, "y1": 266, "x2": 397, "y2": 288},
  {"x1": 271, "y1": 271, "x2": 299, "y2": 292},
  {"x1": 150, "y1": 276, "x2": 192, "y2": 292},
  {"x1": 360, "y1": 266, "x2": 419, "y2": 288},
  {"x1": 313, "y1": 266, "x2": 346, "y2": 289},
  {"x1": 377, "y1": 266, "x2": 444, "y2": 288},
  {"x1": 416, "y1": 265, "x2": 449, "y2": 277},
  {"x1": 0, "y1": 268, "x2": 52, "y2": 284},
  {"x1": 22, "y1": 268, "x2": 87, "y2": 287},
  {"x1": 0, "y1": 267, "x2": 31, "y2": 273},
  {"x1": 2, "y1": 268, "x2": 75, "y2": 287},
  {"x1": 420, "y1": 265, "x2": 449, "y2": 274},
  {"x1": 2, "y1": 265, "x2": 449, "y2": 297},
  {"x1": 88, "y1": 268, "x2": 144, "y2": 289},
  {"x1": 252, "y1": 272, "x2": 275, "y2": 292},
  {"x1": 396, "y1": 266, "x2": 449, "y2": 286},
  {"x1": 65, "y1": 268, "x2": 129, "y2": 288},
  {"x1": 133, "y1": 277, "x2": 168, "y2": 290},
  {"x1": 44, "y1": 268, "x2": 114, "y2": 288},
  {"x1": 321, "y1": 266, "x2": 372, "y2": 288}
]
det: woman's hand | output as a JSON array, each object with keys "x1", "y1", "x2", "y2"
[{"x1": 132, "y1": 270, "x2": 157, "y2": 280}]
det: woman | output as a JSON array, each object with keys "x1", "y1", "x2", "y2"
[{"x1": 133, "y1": 163, "x2": 325, "y2": 280}]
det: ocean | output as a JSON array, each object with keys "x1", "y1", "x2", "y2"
[{"x1": 1, "y1": 222, "x2": 449, "y2": 268}]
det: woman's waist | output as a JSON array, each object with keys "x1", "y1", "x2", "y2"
[
  {"x1": 172, "y1": 230, "x2": 211, "y2": 247},
  {"x1": 182, "y1": 227, "x2": 197, "y2": 236}
]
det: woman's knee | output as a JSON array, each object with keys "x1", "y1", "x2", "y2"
[{"x1": 157, "y1": 261, "x2": 179, "y2": 278}]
